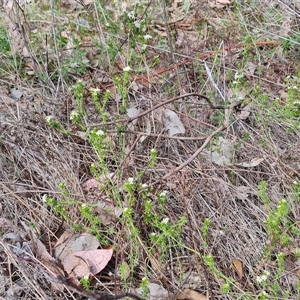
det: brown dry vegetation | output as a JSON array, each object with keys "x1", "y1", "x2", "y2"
[{"x1": 1, "y1": 0, "x2": 300, "y2": 299}]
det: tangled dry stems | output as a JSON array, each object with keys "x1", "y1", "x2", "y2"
[{"x1": 1, "y1": 0, "x2": 300, "y2": 299}]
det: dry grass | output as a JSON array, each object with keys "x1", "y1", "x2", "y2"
[{"x1": 0, "y1": 0, "x2": 300, "y2": 299}]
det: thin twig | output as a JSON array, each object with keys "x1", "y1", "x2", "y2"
[
  {"x1": 89, "y1": 93, "x2": 226, "y2": 128},
  {"x1": 151, "y1": 99, "x2": 237, "y2": 186}
]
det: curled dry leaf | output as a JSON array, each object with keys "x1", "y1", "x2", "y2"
[
  {"x1": 232, "y1": 259, "x2": 243, "y2": 280},
  {"x1": 54, "y1": 231, "x2": 100, "y2": 261},
  {"x1": 62, "y1": 248, "x2": 113, "y2": 277},
  {"x1": 237, "y1": 105, "x2": 251, "y2": 120},
  {"x1": 176, "y1": 288, "x2": 208, "y2": 300},
  {"x1": 236, "y1": 157, "x2": 264, "y2": 168},
  {"x1": 21, "y1": 222, "x2": 64, "y2": 291},
  {"x1": 2, "y1": 233, "x2": 23, "y2": 244}
]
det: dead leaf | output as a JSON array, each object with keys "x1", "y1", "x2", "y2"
[
  {"x1": 82, "y1": 173, "x2": 114, "y2": 191},
  {"x1": 21, "y1": 222, "x2": 64, "y2": 291},
  {"x1": 10, "y1": 89, "x2": 23, "y2": 100},
  {"x1": 237, "y1": 157, "x2": 264, "y2": 168},
  {"x1": 237, "y1": 105, "x2": 251, "y2": 120},
  {"x1": 232, "y1": 259, "x2": 243, "y2": 280},
  {"x1": 244, "y1": 62, "x2": 257, "y2": 76},
  {"x1": 127, "y1": 107, "x2": 142, "y2": 126},
  {"x1": 62, "y1": 248, "x2": 113, "y2": 277},
  {"x1": 227, "y1": 89, "x2": 246, "y2": 103},
  {"x1": 233, "y1": 186, "x2": 254, "y2": 200},
  {"x1": 62, "y1": 253, "x2": 90, "y2": 277},
  {"x1": 162, "y1": 108, "x2": 185, "y2": 136},
  {"x1": 54, "y1": 231, "x2": 100, "y2": 261},
  {"x1": 201, "y1": 137, "x2": 235, "y2": 166},
  {"x1": 2, "y1": 233, "x2": 23, "y2": 244},
  {"x1": 176, "y1": 289, "x2": 208, "y2": 300},
  {"x1": 136, "y1": 282, "x2": 168, "y2": 300}
]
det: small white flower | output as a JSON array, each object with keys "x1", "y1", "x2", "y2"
[
  {"x1": 128, "y1": 177, "x2": 134, "y2": 184},
  {"x1": 42, "y1": 194, "x2": 48, "y2": 203},
  {"x1": 123, "y1": 207, "x2": 128, "y2": 212},
  {"x1": 292, "y1": 85, "x2": 298, "y2": 90},
  {"x1": 150, "y1": 232, "x2": 156, "y2": 236},
  {"x1": 45, "y1": 115, "x2": 53, "y2": 123},
  {"x1": 134, "y1": 20, "x2": 141, "y2": 28},
  {"x1": 127, "y1": 11, "x2": 135, "y2": 19},
  {"x1": 160, "y1": 190, "x2": 168, "y2": 197},
  {"x1": 142, "y1": 183, "x2": 148, "y2": 188},
  {"x1": 161, "y1": 217, "x2": 169, "y2": 224},
  {"x1": 70, "y1": 110, "x2": 79, "y2": 120},
  {"x1": 278, "y1": 199, "x2": 286, "y2": 208},
  {"x1": 81, "y1": 203, "x2": 87, "y2": 208},
  {"x1": 123, "y1": 66, "x2": 132, "y2": 72},
  {"x1": 256, "y1": 275, "x2": 264, "y2": 283},
  {"x1": 258, "y1": 291, "x2": 268, "y2": 298},
  {"x1": 144, "y1": 34, "x2": 152, "y2": 40},
  {"x1": 234, "y1": 72, "x2": 244, "y2": 80},
  {"x1": 256, "y1": 270, "x2": 269, "y2": 283},
  {"x1": 90, "y1": 88, "x2": 100, "y2": 93},
  {"x1": 150, "y1": 149, "x2": 156, "y2": 153},
  {"x1": 96, "y1": 129, "x2": 105, "y2": 136}
]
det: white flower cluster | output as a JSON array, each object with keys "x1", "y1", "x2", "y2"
[
  {"x1": 161, "y1": 217, "x2": 169, "y2": 224},
  {"x1": 90, "y1": 88, "x2": 100, "y2": 93},
  {"x1": 144, "y1": 34, "x2": 152, "y2": 40},
  {"x1": 70, "y1": 110, "x2": 79, "y2": 120},
  {"x1": 96, "y1": 129, "x2": 105, "y2": 136},
  {"x1": 256, "y1": 270, "x2": 270, "y2": 283},
  {"x1": 45, "y1": 115, "x2": 53, "y2": 123},
  {"x1": 159, "y1": 190, "x2": 168, "y2": 197},
  {"x1": 42, "y1": 194, "x2": 48, "y2": 203},
  {"x1": 126, "y1": 10, "x2": 135, "y2": 19},
  {"x1": 127, "y1": 177, "x2": 134, "y2": 184}
]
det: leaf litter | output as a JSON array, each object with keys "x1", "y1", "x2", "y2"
[{"x1": 0, "y1": 0, "x2": 300, "y2": 299}]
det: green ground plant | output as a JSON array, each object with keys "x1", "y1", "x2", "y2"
[{"x1": 1, "y1": 0, "x2": 300, "y2": 299}]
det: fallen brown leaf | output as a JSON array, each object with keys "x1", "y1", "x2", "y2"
[
  {"x1": 176, "y1": 288, "x2": 208, "y2": 300},
  {"x1": 232, "y1": 259, "x2": 243, "y2": 280}
]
